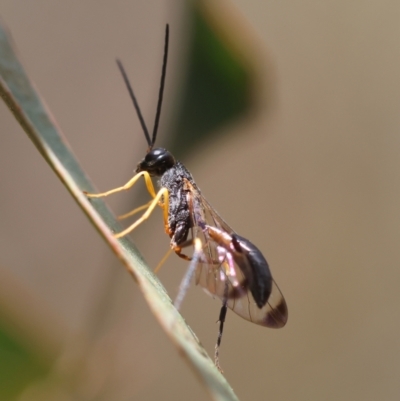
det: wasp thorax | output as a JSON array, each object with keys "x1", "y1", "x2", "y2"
[{"x1": 136, "y1": 147, "x2": 176, "y2": 176}]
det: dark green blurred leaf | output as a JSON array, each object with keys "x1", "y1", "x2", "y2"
[
  {"x1": 169, "y1": 3, "x2": 254, "y2": 157},
  {"x1": 0, "y1": 325, "x2": 48, "y2": 400}
]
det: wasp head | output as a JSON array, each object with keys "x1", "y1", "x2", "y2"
[{"x1": 136, "y1": 147, "x2": 176, "y2": 176}]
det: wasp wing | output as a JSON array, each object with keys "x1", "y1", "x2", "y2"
[
  {"x1": 195, "y1": 255, "x2": 287, "y2": 327},
  {"x1": 185, "y1": 183, "x2": 288, "y2": 328}
]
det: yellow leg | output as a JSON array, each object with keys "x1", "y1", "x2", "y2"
[
  {"x1": 154, "y1": 248, "x2": 174, "y2": 273},
  {"x1": 84, "y1": 171, "x2": 157, "y2": 199},
  {"x1": 114, "y1": 187, "x2": 169, "y2": 239},
  {"x1": 118, "y1": 201, "x2": 153, "y2": 220},
  {"x1": 160, "y1": 188, "x2": 170, "y2": 235}
]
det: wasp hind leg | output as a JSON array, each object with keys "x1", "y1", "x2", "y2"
[
  {"x1": 173, "y1": 239, "x2": 194, "y2": 262},
  {"x1": 155, "y1": 231, "x2": 197, "y2": 275},
  {"x1": 214, "y1": 302, "x2": 228, "y2": 373},
  {"x1": 174, "y1": 238, "x2": 203, "y2": 310}
]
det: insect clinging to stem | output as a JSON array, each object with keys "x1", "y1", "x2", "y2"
[{"x1": 84, "y1": 24, "x2": 288, "y2": 371}]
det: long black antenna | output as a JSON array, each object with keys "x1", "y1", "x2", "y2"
[
  {"x1": 116, "y1": 59, "x2": 152, "y2": 147},
  {"x1": 151, "y1": 24, "x2": 169, "y2": 148},
  {"x1": 116, "y1": 24, "x2": 169, "y2": 150}
]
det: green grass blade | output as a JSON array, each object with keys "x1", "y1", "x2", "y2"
[{"x1": 0, "y1": 22, "x2": 239, "y2": 401}]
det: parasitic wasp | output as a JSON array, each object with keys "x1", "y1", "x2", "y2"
[{"x1": 84, "y1": 24, "x2": 288, "y2": 371}]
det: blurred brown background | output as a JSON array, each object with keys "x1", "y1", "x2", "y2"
[{"x1": 1, "y1": 0, "x2": 400, "y2": 400}]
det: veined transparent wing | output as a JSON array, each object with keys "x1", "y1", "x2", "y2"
[{"x1": 186, "y1": 182, "x2": 288, "y2": 328}]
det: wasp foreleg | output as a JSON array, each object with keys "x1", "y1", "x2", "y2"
[
  {"x1": 114, "y1": 187, "x2": 169, "y2": 238},
  {"x1": 118, "y1": 200, "x2": 153, "y2": 220},
  {"x1": 84, "y1": 171, "x2": 157, "y2": 199}
]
